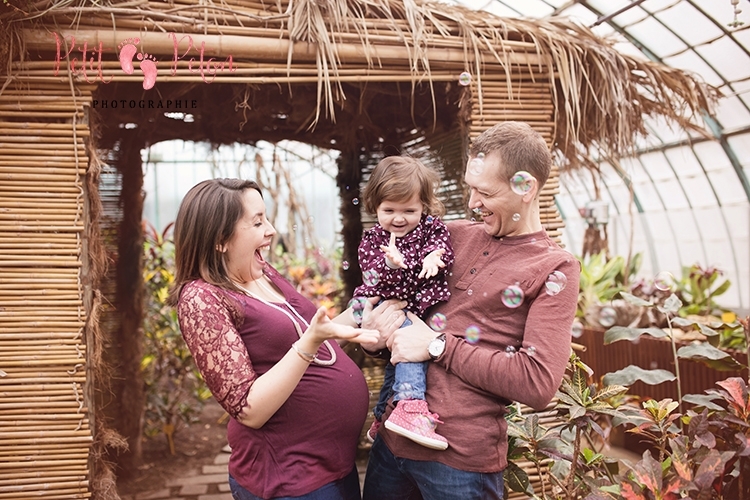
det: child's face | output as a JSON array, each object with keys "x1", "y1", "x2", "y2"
[{"x1": 376, "y1": 193, "x2": 423, "y2": 237}]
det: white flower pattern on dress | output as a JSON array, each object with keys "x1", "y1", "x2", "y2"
[{"x1": 353, "y1": 214, "x2": 454, "y2": 315}]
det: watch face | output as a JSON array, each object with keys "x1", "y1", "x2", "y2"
[{"x1": 429, "y1": 337, "x2": 445, "y2": 357}]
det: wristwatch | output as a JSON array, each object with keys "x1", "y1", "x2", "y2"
[{"x1": 428, "y1": 333, "x2": 447, "y2": 360}]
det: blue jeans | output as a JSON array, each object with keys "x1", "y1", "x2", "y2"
[
  {"x1": 372, "y1": 315, "x2": 426, "y2": 421},
  {"x1": 229, "y1": 467, "x2": 361, "y2": 500},
  {"x1": 362, "y1": 438, "x2": 504, "y2": 500}
]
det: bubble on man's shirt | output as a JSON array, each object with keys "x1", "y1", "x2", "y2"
[
  {"x1": 545, "y1": 271, "x2": 567, "y2": 296},
  {"x1": 428, "y1": 313, "x2": 447, "y2": 331},
  {"x1": 363, "y1": 269, "x2": 380, "y2": 287},
  {"x1": 465, "y1": 325, "x2": 480, "y2": 344},
  {"x1": 501, "y1": 284, "x2": 524, "y2": 308},
  {"x1": 505, "y1": 346, "x2": 517, "y2": 357}
]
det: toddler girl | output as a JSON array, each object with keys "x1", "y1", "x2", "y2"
[{"x1": 352, "y1": 155, "x2": 454, "y2": 450}]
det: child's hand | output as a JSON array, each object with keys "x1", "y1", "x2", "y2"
[
  {"x1": 419, "y1": 248, "x2": 446, "y2": 279},
  {"x1": 380, "y1": 233, "x2": 407, "y2": 269}
]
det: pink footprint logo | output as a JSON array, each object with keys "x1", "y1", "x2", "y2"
[
  {"x1": 137, "y1": 52, "x2": 158, "y2": 90},
  {"x1": 117, "y1": 37, "x2": 140, "y2": 75},
  {"x1": 117, "y1": 37, "x2": 158, "y2": 90}
]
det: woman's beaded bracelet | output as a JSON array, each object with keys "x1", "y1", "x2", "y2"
[{"x1": 291, "y1": 341, "x2": 316, "y2": 363}]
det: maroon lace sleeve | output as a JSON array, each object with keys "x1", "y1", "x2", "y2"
[{"x1": 177, "y1": 281, "x2": 255, "y2": 419}]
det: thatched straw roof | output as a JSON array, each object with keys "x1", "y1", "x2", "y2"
[{"x1": 1, "y1": 0, "x2": 718, "y2": 169}]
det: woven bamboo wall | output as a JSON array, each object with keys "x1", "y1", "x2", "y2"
[{"x1": 0, "y1": 82, "x2": 93, "y2": 497}]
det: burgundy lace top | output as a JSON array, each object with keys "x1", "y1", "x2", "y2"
[
  {"x1": 353, "y1": 214, "x2": 455, "y2": 315},
  {"x1": 177, "y1": 267, "x2": 369, "y2": 498}
]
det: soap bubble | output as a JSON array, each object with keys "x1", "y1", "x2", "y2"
[
  {"x1": 501, "y1": 285, "x2": 524, "y2": 308},
  {"x1": 505, "y1": 345, "x2": 517, "y2": 357},
  {"x1": 465, "y1": 325, "x2": 480, "y2": 343},
  {"x1": 429, "y1": 313, "x2": 447, "y2": 331},
  {"x1": 527, "y1": 346, "x2": 537, "y2": 357},
  {"x1": 512, "y1": 213, "x2": 521, "y2": 222},
  {"x1": 571, "y1": 320, "x2": 583, "y2": 338},
  {"x1": 347, "y1": 297, "x2": 368, "y2": 323},
  {"x1": 467, "y1": 289, "x2": 473, "y2": 296},
  {"x1": 458, "y1": 72, "x2": 472, "y2": 86},
  {"x1": 363, "y1": 269, "x2": 380, "y2": 287},
  {"x1": 342, "y1": 260, "x2": 350, "y2": 270},
  {"x1": 599, "y1": 306, "x2": 617, "y2": 328},
  {"x1": 352, "y1": 198, "x2": 359, "y2": 206},
  {"x1": 545, "y1": 271, "x2": 567, "y2": 296},
  {"x1": 468, "y1": 157, "x2": 484, "y2": 176},
  {"x1": 426, "y1": 215, "x2": 434, "y2": 223},
  {"x1": 510, "y1": 171, "x2": 534, "y2": 195},
  {"x1": 654, "y1": 271, "x2": 675, "y2": 291}
]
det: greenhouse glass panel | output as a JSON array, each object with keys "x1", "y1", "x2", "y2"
[
  {"x1": 655, "y1": 177, "x2": 690, "y2": 210},
  {"x1": 665, "y1": 146, "x2": 705, "y2": 178},
  {"x1": 655, "y1": 1, "x2": 723, "y2": 47},
  {"x1": 624, "y1": 16, "x2": 688, "y2": 58},
  {"x1": 691, "y1": 0, "x2": 749, "y2": 26},
  {"x1": 695, "y1": 36, "x2": 750, "y2": 83},
  {"x1": 663, "y1": 51, "x2": 722, "y2": 87}
]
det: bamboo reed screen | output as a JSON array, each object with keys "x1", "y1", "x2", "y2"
[{"x1": 0, "y1": 82, "x2": 93, "y2": 498}]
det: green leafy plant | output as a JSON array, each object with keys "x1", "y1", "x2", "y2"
[
  {"x1": 505, "y1": 353, "x2": 629, "y2": 499},
  {"x1": 505, "y1": 347, "x2": 750, "y2": 499},
  {"x1": 577, "y1": 251, "x2": 642, "y2": 324},
  {"x1": 142, "y1": 222, "x2": 211, "y2": 454},
  {"x1": 675, "y1": 264, "x2": 731, "y2": 318},
  {"x1": 603, "y1": 293, "x2": 745, "y2": 418}
]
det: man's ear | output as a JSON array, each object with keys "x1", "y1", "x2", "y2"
[{"x1": 521, "y1": 178, "x2": 539, "y2": 203}]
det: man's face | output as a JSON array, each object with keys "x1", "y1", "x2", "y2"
[{"x1": 464, "y1": 152, "x2": 532, "y2": 238}]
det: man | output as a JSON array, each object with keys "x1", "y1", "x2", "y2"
[{"x1": 361, "y1": 121, "x2": 581, "y2": 499}]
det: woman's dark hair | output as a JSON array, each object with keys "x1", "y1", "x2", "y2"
[{"x1": 167, "y1": 178, "x2": 262, "y2": 306}]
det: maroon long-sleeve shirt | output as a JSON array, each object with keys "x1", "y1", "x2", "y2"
[{"x1": 379, "y1": 220, "x2": 581, "y2": 472}]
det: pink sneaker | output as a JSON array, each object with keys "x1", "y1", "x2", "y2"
[
  {"x1": 366, "y1": 419, "x2": 381, "y2": 443},
  {"x1": 383, "y1": 399, "x2": 448, "y2": 450}
]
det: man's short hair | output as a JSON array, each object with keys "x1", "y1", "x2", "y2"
[{"x1": 469, "y1": 121, "x2": 552, "y2": 188}]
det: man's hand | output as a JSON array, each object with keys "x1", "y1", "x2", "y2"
[
  {"x1": 419, "y1": 248, "x2": 446, "y2": 279},
  {"x1": 388, "y1": 312, "x2": 439, "y2": 364},
  {"x1": 380, "y1": 233, "x2": 407, "y2": 269}
]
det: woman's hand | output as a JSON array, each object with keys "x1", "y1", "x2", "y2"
[
  {"x1": 301, "y1": 307, "x2": 379, "y2": 348},
  {"x1": 388, "y1": 312, "x2": 437, "y2": 364},
  {"x1": 359, "y1": 297, "x2": 407, "y2": 352}
]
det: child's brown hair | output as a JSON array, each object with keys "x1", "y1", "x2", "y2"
[{"x1": 362, "y1": 156, "x2": 444, "y2": 217}]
